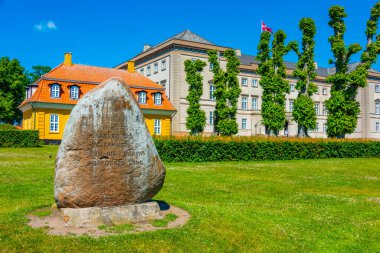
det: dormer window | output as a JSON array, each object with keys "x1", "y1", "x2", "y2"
[
  {"x1": 51, "y1": 84, "x2": 61, "y2": 98},
  {"x1": 138, "y1": 91, "x2": 147, "y2": 104},
  {"x1": 70, "y1": 85, "x2": 79, "y2": 99},
  {"x1": 154, "y1": 93, "x2": 162, "y2": 105}
]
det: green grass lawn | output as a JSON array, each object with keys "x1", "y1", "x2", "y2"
[{"x1": 0, "y1": 146, "x2": 379, "y2": 252}]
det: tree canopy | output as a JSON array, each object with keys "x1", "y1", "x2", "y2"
[
  {"x1": 292, "y1": 18, "x2": 318, "y2": 137},
  {"x1": 0, "y1": 57, "x2": 29, "y2": 124},
  {"x1": 256, "y1": 30, "x2": 296, "y2": 136},
  {"x1": 208, "y1": 49, "x2": 241, "y2": 136},
  {"x1": 326, "y1": 3, "x2": 380, "y2": 138},
  {"x1": 184, "y1": 59, "x2": 207, "y2": 135},
  {"x1": 28, "y1": 65, "x2": 51, "y2": 83}
]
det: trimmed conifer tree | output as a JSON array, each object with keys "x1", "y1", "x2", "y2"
[
  {"x1": 292, "y1": 18, "x2": 318, "y2": 137},
  {"x1": 326, "y1": 3, "x2": 380, "y2": 138},
  {"x1": 256, "y1": 30, "x2": 296, "y2": 136},
  {"x1": 208, "y1": 49, "x2": 241, "y2": 136},
  {"x1": 184, "y1": 59, "x2": 207, "y2": 135}
]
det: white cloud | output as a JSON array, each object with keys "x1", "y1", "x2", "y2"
[
  {"x1": 33, "y1": 21, "x2": 58, "y2": 32},
  {"x1": 46, "y1": 21, "x2": 57, "y2": 29}
]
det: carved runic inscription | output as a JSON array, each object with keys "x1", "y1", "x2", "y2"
[
  {"x1": 79, "y1": 97, "x2": 146, "y2": 169},
  {"x1": 55, "y1": 78, "x2": 165, "y2": 208}
]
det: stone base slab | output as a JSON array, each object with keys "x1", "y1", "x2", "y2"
[{"x1": 58, "y1": 201, "x2": 162, "y2": 228}]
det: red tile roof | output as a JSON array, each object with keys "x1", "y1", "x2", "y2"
[{"x1": 19, "y1": 63, "x2": 175, "y2": 112}]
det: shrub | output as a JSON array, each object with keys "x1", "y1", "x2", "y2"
[
  {"x1": 154, "y1": 136, "x2": 380, "y2": 162},
  {"x1": 0, "y1": 124, "x2": 17, "y2": 130},
  {"x1": 0, "y1": 130, "x2": 41, "y2": 148}
]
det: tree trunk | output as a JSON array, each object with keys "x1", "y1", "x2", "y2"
[
  {"x1": 267, "y1": 129, "x2": 278, "y2": 137},
  {"x1": 297, "y1": 126, "x2": 309, "y2": 138},
  {"x1": 336, "y1": 134, "x2": 345, "y2": 139}
]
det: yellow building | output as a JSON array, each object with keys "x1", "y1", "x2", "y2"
[{"x1": 19, "y1": 53, "x2": 176, "y2": 143}]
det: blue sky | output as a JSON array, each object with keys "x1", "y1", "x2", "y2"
[{"x1": 1, "y1": 0, "x2": 379, "y2": 72}]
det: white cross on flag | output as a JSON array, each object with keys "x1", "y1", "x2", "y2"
[{"x1": 261, "y1": 21, "x2": 273, "y2": 33}]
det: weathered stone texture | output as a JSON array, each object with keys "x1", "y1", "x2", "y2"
[
  {"x1": 59, "y1": 202, "x2": 162, "y2": 227},
  {"x1": 54, "y1": 78, "x2": 165, "y2": 208}
]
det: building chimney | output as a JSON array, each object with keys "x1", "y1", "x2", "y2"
[
  {"x1": 127, "y1": 61, "x2": 135, "y2": 73},
  {"x1": 64, "y1": 52, "x2": 72, "y2": 66},
  {"x1": 235, "y1": 49, "x2": 242, "y2": 56},
  {"x1": 314, "y1": 61, "x2": 318, "y2": 69},
  {"x1": 143, "y1": 44, "x2": 152, "y2": 52}
]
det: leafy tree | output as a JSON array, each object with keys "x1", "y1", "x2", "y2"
[
  {"x1": 28, "y1": 65, "x2": 51, "y2": 82},
  {"x1": 0, "y1": 57, "x2": 29, "y2": 124},
  {"x1": 256, "y1": 30, "x2": 296, "y2": 136},
  {"x1": 326, "y1": 3, "x2": 380, "y2": 138},
  {"x1": 292, "y1": 18, "x2": 318, "y2": 137},
  {"x1": 208, "y1": 49, "x2": 241, "y2": 136},
  {"x1": 184, "y1": 59, "x2": 207, "y2": 135}
]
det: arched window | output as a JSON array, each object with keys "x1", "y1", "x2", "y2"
[
  {"x1": 50, "y1": 114, "x2": 59, "y2": 132},
  {"x1": 70, "y1": 85, "x2": 79, "y2": 99},
  {"x1": 138, "y1": 91, "x2": 147, "y2": 104},
  {"x1": 51, "y1": 84, "x2": 61, "y2": 98},
  {"x1": 154, "y1": 93, "x2": 162, "y2": 105}
]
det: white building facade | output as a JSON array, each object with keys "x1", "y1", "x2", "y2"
[{"x1": 116, "y1": 30, "x2": 380, "y2": 138}]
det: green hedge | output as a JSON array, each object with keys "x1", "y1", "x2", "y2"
[
  {"x1": 0, "y1": 124, "x2": 17, "y2": 130},
  {"x1": 154, "y1": 137, "x2": 380, "y2": 162},
  {"x1": 0, "y1": 130, "x2": 41, "y2": 148}
]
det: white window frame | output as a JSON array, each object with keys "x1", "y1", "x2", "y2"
[
  {"x1": 147, "y1": 66, "x2": 151, "y2": 76},
  {"x1": 289, "y1": 100, "x2": 294, "y2": 112},
  {"x1": 154, "y1": 119, "x2": 161, "y2": 135},
  {"x1": 210, "y1": 85, "x2": 216, "y2": 100},
  {"x1": 252, "y1": 79, "x2": 259, "y2": 87},
  {"x1": 161, "y1": 60, "x2": 166, "y2": 71},
  {"x1": 51, "y1": 84, "x2": 60, "y2": 98},
  {"x1": 140, "y1": 68, "x2": 144, "y2": 76},
  {"x1": 376, "y1": 101, "x2": 380, "y2": 114},
  {"x1": 323, "y1": 103, "x2": 328, "y2": 116},
  {"x1": 322, "y1": 87, "x2": 327, "y2": 95},
  {"x1": 154, "y1": 93, "x2": 162, "y2": 105},
  {"x1": 311, "y1": 123, "x2": 319, "y2": 133},
  {"x1": 252, "y1": 97, "x2": 258, "y2": 110},
  {"x1": 241, "y1": 96, "x2": 248, "y2": 110},
  {"x1": 154, "y1": 63, "x2": 158, "y2": 73},
  {"x1": 375, "y1": 85, "x2": 380, "y2": 93},
  {"x1": 209, "y1": 62, "x2": 213, "y2": 71},
  {"x1": 138, "y1": 91, "x2": 147, "y2": 104},
  {"x1": 70, "y1": 85, "x2": 79, "y2": 99},
  {"x1": 50, "y1": 114, "x2": 59, "y2": 132},
  {"x1": 290, "y1": 83, "x2": 295, "y2": 92},
  {"x1": 323, "y1": 123, "x2": 327, "y2": 133},
  {"x1": 209, "y1": 111, "x2": 214, "y2": 125},
  {"x1": 242, "y1": 118, "x2": 247, "y2": 130},
  {"x1": 376, "y1": 122, "x2": 380, "y2": 133},
  {"x1": 241, "y1": 78, "x2": 248, "y2": 86},
  {"x1": 315, "y1": 103, "x2": 320, "y2": 116}
]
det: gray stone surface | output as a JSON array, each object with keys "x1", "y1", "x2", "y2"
[
  {"x1": 54, "y1": 78, "x2": 166, "y2": 208},
  {"x1": 59, "y1": 201, "x2": 162, "y2": 228}
]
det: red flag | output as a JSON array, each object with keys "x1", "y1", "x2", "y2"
[{"x1": 261, "y1": 21, "x2": 273, "y2": 33}]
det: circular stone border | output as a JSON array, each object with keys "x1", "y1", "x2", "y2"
[{"x1": 27, "y1": 201, "x2": 190, "y2": 237}]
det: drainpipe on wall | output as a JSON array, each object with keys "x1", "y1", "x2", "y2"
[
  {"x1": 30, "y1": 101, "x2": 37, "y2": 130},
  {"x1": 170, "y1": 111, "x2": 177, "y2": 136}
]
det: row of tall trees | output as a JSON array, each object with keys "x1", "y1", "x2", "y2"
[
  {"x1": 184, "y1": 49, "x2": 240, "y2": 136},
  {"x1": 184, "y1": 2, "x2": 380, "y2": 138},
  {"x1": 0, "y1": 57, "x2": 51, "y2": 124}
]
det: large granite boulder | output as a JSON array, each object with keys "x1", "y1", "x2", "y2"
[{"x1": 54, "y1": 78, "x2": 165, "y2": 208}]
